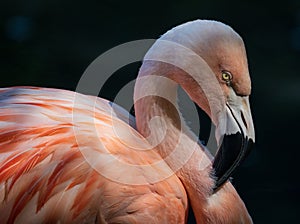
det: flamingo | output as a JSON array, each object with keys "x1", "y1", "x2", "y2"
[{"x1": 0, "y1": 20, "x2": 255, "y2": 223}]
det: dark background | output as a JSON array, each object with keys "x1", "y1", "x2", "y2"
[{"x1": 0, "y1": 0, "x2": 299, "y2": 223}]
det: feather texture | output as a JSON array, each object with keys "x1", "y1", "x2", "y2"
[{"x1": 0, "y1": 87, "x2": 187, "y2": 223}]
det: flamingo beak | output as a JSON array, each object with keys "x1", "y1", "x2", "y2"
[{"x1": 212, "y1": 89, "x2": 255, "y2": 192}]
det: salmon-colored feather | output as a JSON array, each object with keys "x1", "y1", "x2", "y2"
[{"x1": 0, "y1": 86, "x2": 187, "y2": 223}]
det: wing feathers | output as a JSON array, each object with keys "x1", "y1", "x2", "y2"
[{"x1": 0, "y1": 87, "x2": 187, "y2": 223}]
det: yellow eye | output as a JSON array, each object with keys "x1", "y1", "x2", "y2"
[{"x1": 221, "y1": 71, "x2": 232, "y2": 82}]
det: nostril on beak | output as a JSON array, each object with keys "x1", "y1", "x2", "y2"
[{"x1": 240, "y1": 111, "x2": 248, "y2": 129}]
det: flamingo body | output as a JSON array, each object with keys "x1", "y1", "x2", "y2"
[{"x1": 0, "y1": 87, "x2": 187, "y2": 223}]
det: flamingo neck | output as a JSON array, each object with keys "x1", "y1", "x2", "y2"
[{"x1": 134, "y1": 65, "x2": 214, "y2": 222}]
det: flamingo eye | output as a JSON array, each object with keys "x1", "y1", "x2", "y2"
[{"x1": 221, "y1": 71, "x2": 232, "y2": 83}]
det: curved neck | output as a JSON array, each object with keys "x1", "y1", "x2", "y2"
[{"x1": 134, "y1": 62, "x2": 213, "y2": 222}]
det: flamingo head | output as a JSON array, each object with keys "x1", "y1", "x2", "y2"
[{"x1": 154, "y1": 20, "x2": 256, "y2": 191}]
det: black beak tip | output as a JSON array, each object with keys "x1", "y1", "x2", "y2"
[{"x1": 212, "y1": 132, "x2": 254, "y2": 192}]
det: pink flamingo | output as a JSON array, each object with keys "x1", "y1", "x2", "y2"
[{"x1": 0, "y1": 20, "x2": 255, "y2": 223}]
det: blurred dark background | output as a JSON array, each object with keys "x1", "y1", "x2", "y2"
[{"x1": 0, "y1": 0, "x2": 299, "y2": 223}]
